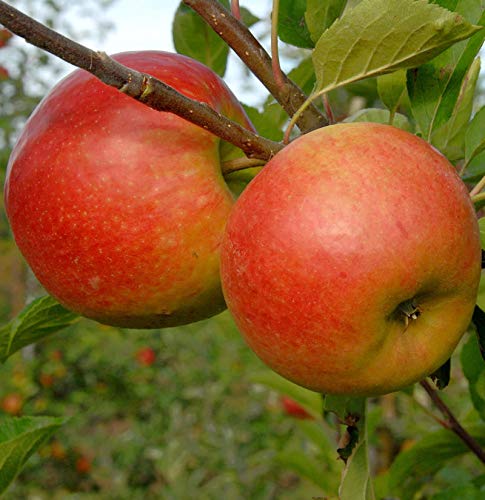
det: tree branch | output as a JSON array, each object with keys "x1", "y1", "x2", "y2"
[
  {"x1": 182, "y1": 0, "x2": 327, "y2": 133},
  {"x1": 420, "y1": 379, "x2": 485, "y2": 464},
  {"x1": 0, "y1": 0, "x2": 283, "y2": 161}
]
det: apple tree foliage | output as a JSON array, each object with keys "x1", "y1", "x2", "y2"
[{"x1": 0, "y1": 0, "x2": 484, "y2": 497}]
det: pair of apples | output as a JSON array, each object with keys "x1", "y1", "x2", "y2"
[{"x1": 5, "y1": 52, "x2": 481, "y2": 396}]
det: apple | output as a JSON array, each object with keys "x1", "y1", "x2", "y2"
[
  {"x1": 221, "y1": 122, "x2": 481, "y2": 396},
  {"x1": 5, "y1": 51, "x2": 254, "y2": 328},
  {"x1": 280, "y1": 396, "x2": 313, "y2": 420}
]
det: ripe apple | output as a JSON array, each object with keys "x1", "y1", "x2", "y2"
[
  {"x1": 221, "y1": 122, "x2": 481, "y2": 396},
  {"x1": 5, "y1": 51, "x2": 254, "y2": 328}
]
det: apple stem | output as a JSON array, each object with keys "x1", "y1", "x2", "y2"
[
  {"x1": 420, "y1": 379, "x2": 485, "y2": 464},
  {"x1": 471, "y1": 192, "x2": 485, "y2": 205},
  {"x1": 397, "y1": 299, "x2": 421, "y2": 326},
  {"x1": 222, "y1": 157, "x2": 267, "y2": 175},
  {"x1": 0, "y1": 0, "x2": 283, "y2": 162},
  {"x1": 182, "y1": 0, "x2": 327, "y2": 133},
  {"x1": 469, "y1": 175, "x2": 485, "y2": 197}
]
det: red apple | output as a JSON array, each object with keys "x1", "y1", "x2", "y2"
[
  {"x1": 5, "y1": 51, "x2": 254, "y2": 328},
  {"x1": 280, "y1": 396, "x2": 313, "y2": 419},
  {"x1": 221, "y1": 123, "x2": 481, "y2": 396}
]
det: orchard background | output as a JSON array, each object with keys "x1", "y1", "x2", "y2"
[{"x1": 0, "y1": 0, "x2": 484, "y2": 499}]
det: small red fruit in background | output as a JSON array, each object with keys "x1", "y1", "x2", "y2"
[
  {"x1": 50, "y1": 440, "x2": 67, "y2": 460},
  {"x1": 75, "y1": 455, "x2": 92, "y2": 474},
  {"x1": 1, "y1": 393, "x2": 23, "y2": 415},
  {"x1": 136, "y1": 347, "x2": 156, "y2": 366},
  {"x1": 0, "y1": 28, "x2": 12, "y2": 47},
  {"x1": 50, "y1": 350, "x2": 63, "y2": 361},
  {"x1": 280, "y1": 396, "x2": 313, "y2": 420},
  {"x1": 0, "y1": 66, "x2": 9, "y2": 80},
  {"x1": 39, "y1": 372, "x2": 55, "y2": 388}
]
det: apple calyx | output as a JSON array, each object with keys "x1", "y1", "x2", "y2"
[{"x1": 397, "y1": 298, "x2": 422, "y2": 328}]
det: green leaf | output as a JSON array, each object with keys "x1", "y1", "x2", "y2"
[
  {"x1": 431, "y1": 57, "x2": 481, "y2": 161},
  {"x1": 377, "y1": 70, "x2": 406, "y2": 115},
  {"x1": 472, "y1": 306, "x2": 485, "y2": 362},
  {"x1": 288, "y1": 57, "x2": 317, "y2": 96},
  {"x1": 388, "y1": 423, "x2": 485, "y2": 500},
  {"x1": 240, "y1": 7, "x2": 259, "y2": 28},
  {"x1": 172, "y1": 1, "x2": 229, "y2": 76},
  {"x1": 462, "y1": 149, "x2": 485, "y2": 183},
  {"x1": 250, "y1": 370, "x2": 323, "y2": 418},
  {"x1": 430, "y1": 3, "x2": 485, "y2": 131},
  {"x1": 407, "y1": 5, "x2": 484, "y2": 140},
  {"x1": 461, "y1": 333, "x2": 485, "y2": 419},
  {"x1": 465, "y1": 106, "x2": 485, "y2": 166},
  {"x1": 0, "y1": 415, "x2": 66, "y2": 496},
  {"x1": 312, "y1": 0, "x2": 482, "y2": 96},
  {"x1": 278, "y1": 0, "x2": 314, "y2": 49},
  {"x1": 243, "y1": 104, "x2": 286, "y2": 142},
  {"x1": 276, "y1": 448, "x2": 338, "y2": 491},
  {"x1": 343, "y1": 108, "x2": 412, "y2": 131},
  {"x1": 431, "y1": 483, "x2": 485, "y2": 500},
  {"x1": 305, "y1": 0, "x2": 347, "y2": 44},
  {"x1": 0, "y1": 295, "x2": 79, "y2": 363}
]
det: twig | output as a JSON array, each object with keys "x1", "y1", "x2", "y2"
[
  {"x1": 0, "y1": 0, "x2": 283, "y2": 161},
  {"x1": 182, "y1": 0, "x2": 327, "y2": 133},
  {"x1": 420, "y1": 379, "x2": 485, "y2": 464}
]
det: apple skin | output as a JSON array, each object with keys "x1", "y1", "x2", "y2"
[
  {"x1": 5, "y1": 51, "x2": 254, "y2": 328},
  {"x1": 221, "y1": 122, "x2": 481, "y2": 396}
]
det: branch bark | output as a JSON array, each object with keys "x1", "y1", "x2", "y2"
[
  {"x1": 420, "y1": 379, "x2": 485, "y2": 464},
  {"x1": 0, "y1": 0, "x2": 283, "y2": 162},
  {"x1": 182, "y1": 0, "x2": 328, "y2": 133}
]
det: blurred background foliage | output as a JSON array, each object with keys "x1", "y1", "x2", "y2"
[{"x1": 0, "y1": 1, "x2": 484, "y2": 498}]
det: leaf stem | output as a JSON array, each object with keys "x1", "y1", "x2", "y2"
[
  {"x1": 222, "y1": 157, "x2": 266, "y2": 175},
  {"x1": 469, "y1": 175, "x2": 485, "y2": 197},
  {"x1": 0, "y1": 0, "x2": 283, "y2": 161},
  {"x1": 420, "y1": 379, "x2": 485, "y2": 464},
  {"x1": 471, "y1": 192, "x2": 485, "y2": 204},
  {"x1": 270, "y1": 0, "x2": 285, "y2": 90},
  {"x1": 230, "y1": 0, "x2": 240, "y2": 20},
  {"x1": 284, "y1": 92, "x2": 317, "y2": 143},
  {"x1": 182, "y1": 0, "x2": 327, "y2": 133}
]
